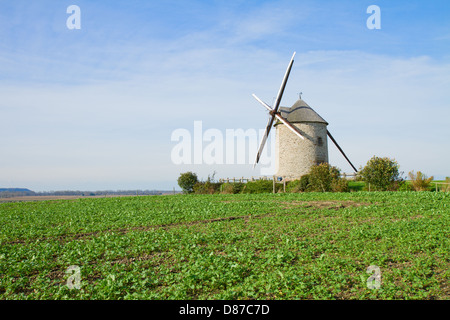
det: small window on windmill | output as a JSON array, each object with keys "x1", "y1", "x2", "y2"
[{"x1": 317, "y1": 137, "x2": 323, "y2": 146}]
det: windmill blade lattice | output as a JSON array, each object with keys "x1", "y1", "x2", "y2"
[{"x1": 253, "y1": 52, "x2": 297, "y2": 167}]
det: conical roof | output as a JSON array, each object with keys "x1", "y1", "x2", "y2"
[{"x1": 276, "y1": 99, "x2": 328, "y2": 125}]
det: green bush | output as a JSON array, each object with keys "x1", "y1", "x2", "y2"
[
  {"x1": 285, "y1": 180, "x2": 301, "y2": 193},
  {"x1": 192, "y1": 172, "x2": 221, "y2": 194},
  {"x1": 177, "y1": 172, "x2": 199, "y2": 194},
  {"x1": 331, "y1": 177, "x2": 349, "y2": 192},
  {"x1": 286, "y1": 175, "x2": 311, "y2": 193},
  {"x1": 241, "y1": 180, "x2": 278, "y2": 194},
  {"x1": 308, "y1": 163, "x2": 348, "y2": 192},
  {"x1": 398, "y1": 180, "x2": 413, "y2": 191},
  {"x1": 359, "y1": 156, "x2": 403, "y2": 191},
  {"x1": 193, "y1": 181, "x2": 221, "y2": 194},
  {"x1": 298, "y1": 174, "x2": 311, "y2": 192},
  {"x1": 220, "y1": 182, "x2": 244, "y2": 194}
]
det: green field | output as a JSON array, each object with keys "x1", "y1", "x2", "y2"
[{"x1": 0, "y1": 191, "x2": 449, "y2": 300}]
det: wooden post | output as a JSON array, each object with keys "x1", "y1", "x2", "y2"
[
  {"x1": 273, "y1": 176, "x2": 276, "y2": 194},
  {"x1": 283, "y1": 179, "x2": 286, "y2": 193}
]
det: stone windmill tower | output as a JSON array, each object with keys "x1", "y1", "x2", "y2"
[
  {"x1": 274, "y1": 98, "x2": 329, "y2": 179},
  {"x1": 252, "y1": 52, "x2": 357, "y2": 179}
]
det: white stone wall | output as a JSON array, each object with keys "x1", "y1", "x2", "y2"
[{"x1": 275, "y1": 122, "x2": 328, "y2": 179}]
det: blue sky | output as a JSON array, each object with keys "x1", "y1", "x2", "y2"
[{"x1": 1, "y1": 0, "x2": 449, "y2": 191}]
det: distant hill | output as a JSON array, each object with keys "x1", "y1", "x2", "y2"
[
  {"x1": 0, "y1": 188, "x2": 36, "y2": 197},
  {"x1": 0, "y1": 188, "x2": 175, "y2": 198},
  {"x1": 0, "y1": 188, "x2": 34, "y2": 193}
]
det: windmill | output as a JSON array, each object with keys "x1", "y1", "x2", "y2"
[{"x1": 252, "y1": 52, "x2": 357, "y2": 179}]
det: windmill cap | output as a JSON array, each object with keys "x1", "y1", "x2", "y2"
[{"x1": 276, "y1": 99, "x2": 328, "y2": 125}]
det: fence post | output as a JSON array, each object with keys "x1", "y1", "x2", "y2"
[{"x1": 273, "y1": 176, "x2": 276, "y2": 194}]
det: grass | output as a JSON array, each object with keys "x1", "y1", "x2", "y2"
[
  {"x1": 0, "y1": 191, "x2": 449, "y2": 300},
  {"x1": 348, "y1": 180, "x2": 449, "y2": 192},
  {"x1": 348, "y1": 181, "x2": 365, "y2": 191}
]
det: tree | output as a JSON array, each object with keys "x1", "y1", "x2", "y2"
[
  {"x1": 307, "y1": 163, "x2": 348, "y2": 192},
  {"x1": 408, "y1": 171, "x2": 433, "y2": 191},
  {"x1": 177, "y1": 172, "x2": 198, "y2": 194},
  {"x1": 360, "y1": 156, "x2": 403, "y2": 191}
]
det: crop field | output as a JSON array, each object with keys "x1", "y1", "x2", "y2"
[{"x1": 0, "y1": 191, "x2": 449, "y2": 300}]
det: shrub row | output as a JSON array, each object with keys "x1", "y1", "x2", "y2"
[
  {"x1": 189, "y1": 163, "x2": 350, "y2": 194},
  {"x1": 178, "y1": 157, "x2": 447, "y2": 194}
]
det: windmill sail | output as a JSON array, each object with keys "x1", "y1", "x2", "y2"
[
  {"x1": 273, "y1": 113, "x2": 305, "y2": 140},
  {"x1": 253, "y1": 115, "x2": 276, "y2": 168},
  {"x1": 253, "y1": 52, "x2": 296, "y2": 167},
  {"x1": 272, "y1": 52, "x2": 296, "y2": 114},
  {"x1": 327, "y1": 130, "x2": 358, "y2": 173},
  {"x1": 252, "y1": 52, "x2": 358, "y2": 174},
  {"x1": 252, "y1": 94, "x2": 305, "y2": 140}
]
